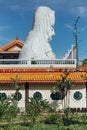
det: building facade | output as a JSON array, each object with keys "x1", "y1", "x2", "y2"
[{"x1": 0, "y1": 38, "x2": 87, "y2": 112}]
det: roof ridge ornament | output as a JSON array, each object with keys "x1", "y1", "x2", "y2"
[{"x1": 16, "y1": 35, "x2": 19, "y2": 40}]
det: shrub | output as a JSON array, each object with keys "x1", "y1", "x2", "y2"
[
  {"x1": 44, "y1": 113, "x2": 63, "y2": 126},
  {"x1": 63, "y1": 108, "x2": 72, "y2": 125},
  {"x1": 5, "y1": 103, "x2": 19, "y2": 122},
  {"x1": 0, "y1": 99, "x2": 8, "y2": 120},
  {"x1": 26, "y1": 97, "x2": 51, "y2": 127}
]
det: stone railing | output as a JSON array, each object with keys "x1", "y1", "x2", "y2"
[{"x1": 0, "y1": 59, "x2": 76, "y2": 68}]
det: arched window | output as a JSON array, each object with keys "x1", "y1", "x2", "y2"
[
  {"x1": 0, "y1": 93, "x2": 7, "y2": 100},
  {"x1": 33, "y1": 92, "x2": 42, "y2": 100},
  {"x1": 73, "y1": 91, "x2": 82, "y2": 101}
]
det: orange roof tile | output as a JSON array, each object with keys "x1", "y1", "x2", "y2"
[
  {"x1": 79, "y1": 65, "x2": 87, "y2": 71},
  {"x1": 0, "y1": 38, "x2": 24, "y2": 52},
  {"x1": 0, "y1": 69, "x2": 86, "y2": 83}
]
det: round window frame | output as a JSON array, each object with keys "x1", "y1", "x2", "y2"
[
  {"x1": 0, "y1": 92, "x2": 7, "y2": 100},
  {"x1": 33, "y1": 91, "x2": 43, "y2": 100},
  {"x1": 50, "y1": 91, "x2": 62, "y2": 100},
  {"x1": 73, "y1": 91, "x2": 83, "y2": 102}
]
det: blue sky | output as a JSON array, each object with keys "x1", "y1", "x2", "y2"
[{"x1": 0, "y1": 0, "x2": 87, "y2": 61}]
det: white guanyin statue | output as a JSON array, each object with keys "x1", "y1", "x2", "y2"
[{"x1": 19, "y1": 6, "x2": 56, "y2": 60}]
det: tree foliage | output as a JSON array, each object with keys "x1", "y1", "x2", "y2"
[
  {"x1": 82, "y1": 58, "x2": 87, "y2": 66},
  {"x1": 26, "y1": 97, "x2": 51, "y2": 127},
  {"x1": 56, "y1": 70, "x2": 73, "y2": 98},
  {"x1": 0, "y1": 96, "x2": 19, "y2": 121},
  {"x1": 55, "y1": 70, "x2": 73, "y2": 108},
  {"x1": 10, "y1": 75, "x2": 21, "y2": 101}
]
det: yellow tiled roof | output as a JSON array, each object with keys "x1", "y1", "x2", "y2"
[{"x1": 0, "y1": 69, "x2": 86, "y2": 83}]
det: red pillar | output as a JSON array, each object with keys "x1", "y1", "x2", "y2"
[{"x1": 25, "y1": 82, "x2": 29, "y2": 110}]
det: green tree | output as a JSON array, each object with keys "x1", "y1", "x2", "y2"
[
  {"x1": 5, "y1": 101, "x2": 19, "y2": 122},
  {"x1": 0, "y1": 99, "x2": 8, "y2": 120},
  {"x1": 56, "y1": 70, "x2": 73, "y2": 109},
  {"x1": 26, "y1": 97, "x2": 51, "y2": 128},
  {"x1": 10, "y1": 75, "x2": 21, "y2": 101},
  {"x1": 0, "y1": 95, "x2": 19, "y2": 128},
  {"x1": 82, "y1": 58, "x2": 87, "y2": 66}
]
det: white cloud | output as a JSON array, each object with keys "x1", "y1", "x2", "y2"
[
  {"x1": 77, "y1": 6, "x2": 87, "y2": 15},
  {"x1": 0, "y1": 26, "x2": 10, "y2": 32},
  {"x1": 0, "y1": 26, "x2": 12, "y2": 46},
  {"x1": 72, "y1": 6, "x2": 87, "y2": 16},
  {"x1": 0, "y1": 35, "x2": 12, "y2": 47},
  {"x1": 65, "y1": 23, "x2": 85, "y2": 36},
  {"x1": 0, "y1": 0, "x2": 70, "y2": 12},
  {"x1": 80, "y1": 27, "x2": 85, "y2": 32},
  {"x1": 65, "y1": 24, "x2": 73, "y2": 30},
  {"x1": 8, "y1": 5, "x2": 20, "y2": 11}
]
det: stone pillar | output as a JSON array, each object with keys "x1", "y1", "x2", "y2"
[{"x1": 25, "y1": 82, "x2": 29, "y2": 110}]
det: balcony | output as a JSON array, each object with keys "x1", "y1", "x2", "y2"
[{"x1": 0, "y1": 59, "x2": 76, "y2": 68}]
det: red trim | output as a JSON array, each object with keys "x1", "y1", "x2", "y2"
[
  {"x1": 0, "y1": 68, "x2": 80, "y2": 73},
  {"x1": 0, "y1": 80, "x2": 86, "y2": 83}
]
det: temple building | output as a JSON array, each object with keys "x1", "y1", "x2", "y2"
[{"x1": 0, "y1": 36, "x2": 86, "y2": 112}]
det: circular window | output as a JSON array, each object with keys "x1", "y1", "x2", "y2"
[
  {"x1": 50, "y1": 92, "x2": 61, "y2": 100},
  {"x1": 14, "y1": 92, "x2": 22, "y2": 101},
  {"x1": 73, "y1": 91, "x2": 82, "y2": 101},
  {"x1": 0, "y1": 93, "x2": 7, "y2": 100},
  {"x1": 33, "y1": 92, "x2": 42, "y2": 100}
]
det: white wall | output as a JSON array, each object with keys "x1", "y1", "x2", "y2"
[
  {"x1": 29, "y1": 83, "x2": 63, "y2": 110},
  {"x1": 0, "y1": 82, "x2": 86, "y2": 111},
  {"x1": 69, "y1": 83, "x2": 86, "y2": 108},
  {"x1": 0, "y1": 84, "x2": 25, "y2": 111},
  {"x1": 29, "y1": 83, "x2": 86, "y2": 109}
]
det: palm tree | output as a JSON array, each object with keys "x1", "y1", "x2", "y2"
[
  {"x1": 56, "y1": 70, "x2": 73, "y2": 109},
  {"x1": 10, "y1": 75, "x2": 21, "y2": 101},
  {"x1": 26, "y1": 97, "x2": 50, "y2": 127}
]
